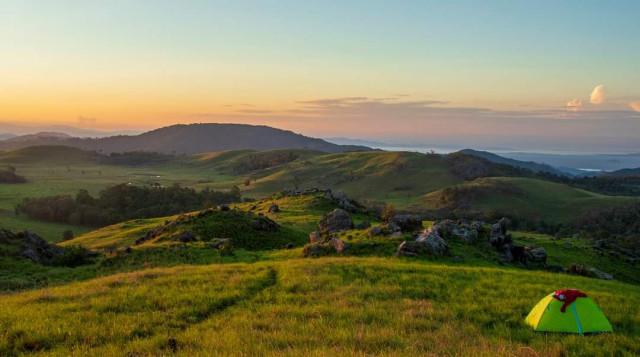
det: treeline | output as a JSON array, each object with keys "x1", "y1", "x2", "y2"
[
  {"x1": 0, "y1": 166, "x2": 27, "y2": 184},
  {"x1": 17, "y1": 184, "x2": 241, "y2": 227}
]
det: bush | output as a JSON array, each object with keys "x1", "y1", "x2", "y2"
[
  {"x1": 51, "y1": 245, "x2": 93, "y2": 267},
  {"x1": 62, "y1": 230, "x2": 74, "y2": 241}
]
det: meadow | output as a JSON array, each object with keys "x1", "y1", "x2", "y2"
[{"x1": 1, "y1": 257, "x2": 639, "y2": 356}]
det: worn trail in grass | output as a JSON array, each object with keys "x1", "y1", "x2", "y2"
[{"x1": 1, "y1": 257, "x2": 638, "y2": 356}]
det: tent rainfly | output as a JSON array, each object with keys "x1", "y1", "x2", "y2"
[{"x1": 525, "y1": 289, "x2": 612, "y2": 334}]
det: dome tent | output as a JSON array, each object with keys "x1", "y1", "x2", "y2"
[{"x1": 525, "y1": 289, "x2": 612, "y2": 334}]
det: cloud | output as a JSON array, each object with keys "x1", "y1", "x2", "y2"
[
  {"x1": 566, "y1": 99, "x2": 582, "y2": 111},
  {"x1": 630, "y1": 102, "x2": 640, "y2": 112},
  {"x1": 590, "y1": 85, "x2": 606, "y2": 104}
]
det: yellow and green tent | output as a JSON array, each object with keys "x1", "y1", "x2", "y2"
[{"x1": 525, "y1": 290, "x2": 613, "y2": 334}]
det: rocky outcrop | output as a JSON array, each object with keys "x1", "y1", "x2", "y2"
[
  {"x1": 396, "y1": 227, "x2": 449, "y2": 257},
  {"x1": 303, "y1": 237, "x2": 349, "y2": 257},
  {"x1": 489, "y1": 217, "x2": 511, "y2": 248},
  {"x1": 566, "y1": 264, "x2": 614, "y2": 280},
  {"x1": 432, "y1": 219, "x2": 482, "y2": 243},
  {"x1": 1, "y1": 229, "x2": 68, "y2": 265},
  {"x1": 318, "y1": 209, "x2": 353, "y2": 235}
]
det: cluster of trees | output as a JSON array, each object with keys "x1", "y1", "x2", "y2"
[
  {"x1": 0, "y1": 166, "x2": 26, "y2": 183},
  {"x1": 17, "y1": 183, "x2": 241, "y2": 227}
]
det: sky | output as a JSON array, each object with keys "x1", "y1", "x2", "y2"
[{"x1": 1, "y1": 0, "x2": 639, "y2": 152}]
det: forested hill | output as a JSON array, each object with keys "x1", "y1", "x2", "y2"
[{"x1": 0, "y1": 124, "x2": 370, "y2": 155}]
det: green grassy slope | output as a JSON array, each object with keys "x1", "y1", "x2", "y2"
[
  {"x1": 243, "y1": 151, "x2": 462, "y2": 206},
  {"x1": 423, "y1": 177, "x2": 637, "y2": 224},
  {"x1": 1, "y1": 257, "x2": 638, "y2": 356}
]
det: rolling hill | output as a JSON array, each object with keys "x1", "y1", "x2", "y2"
[
  {"x1": 458, "y1": 149, "x2": 568, "y2": 176},
  {"x1": 0, "y1": 124, "x2": 370, "y2": 154},
  {"x1": 422, "y1": 177, "x2": 637, "y2": 225},
  {"x1": 3, "y1": 192, "x2": 640, "y2": 355}
]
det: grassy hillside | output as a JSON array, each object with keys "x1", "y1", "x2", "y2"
[
  {"x1": 423, "y1": 177, "x2": 637, "y2": 224},
  {"x1": 1, "y1": 257, "x2": 638, "y2": 356},
  {"x1": 242, "y1": 151, "x2": 463, "y2": 206},
  {"x1": 2, "y1": 146, "x2": 638, "y2": 242}
]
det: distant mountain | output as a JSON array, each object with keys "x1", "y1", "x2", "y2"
[
  {"x1": 0, "y1": 124, "x2": 370, "y2": 154},
  {"x1": 4, "y1": 131, "x2": 71, "y2": 142},
  {"x1": 457, "y1": 149, "x2": 569, "y2": 177},
  {"x1": 0, "y1": 133, "x2": 16, "y2": 141}
]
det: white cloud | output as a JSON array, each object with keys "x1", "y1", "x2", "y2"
[
  {"x1": 566, "y1": 98, "x2": 582, "y2": 111},
  {"x1": 630, "y1": 102, "x2": 640, "y2": 112},
  {"x1": 590, "y1": 85, "x2": 606, "y2": 104}
]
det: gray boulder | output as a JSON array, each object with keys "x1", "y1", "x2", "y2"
[
  {"x1": 525, "y1": 247, "x2": 548, "y2": 265},
  {"x1": 390, "y1": 215, "x2": 423, "y2": 232},
  {"x1": 489, "y1": 217, "x2": 512, "y2": 247},
  {"x1": 318, "y1": 209, "x2": 353, "y2": 234}
]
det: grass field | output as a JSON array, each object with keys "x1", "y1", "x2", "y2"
[{"x1": 1, "y1": 257, "x2": 639, "y2": 356}]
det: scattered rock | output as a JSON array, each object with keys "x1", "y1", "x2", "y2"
[
  {"x1": 177, "y1": 231, "x2": 196, "y2": 243},
  {"x1": 318, "y1": 208, "x2": 353, "y2": 234},
  {"x1": 218, "y1": 204, "x2": 230, "y2": 211},
  {"x1": 268, "y1": 203, "x2": 280, "y2": 213},
  {"x1": 432, "y1": 219, "x2": 482, "y2": 243},
  {"x1": 367, "y1": 226, "x2": 384, "y2": 237},
  {"x1": 250, "y1": 216, "x2": 280, "y2": 231},
  {"x1": 397, "y1": 228, "x2": 449, "y2": 257},
  {"x1": 489, "y1": 217, "x2": 512, "y2": 247},
  {"x1": 525, "y1": 246, "x2": 547, "y2": 265},
  {"x1": 309, "y1": 231, "x2": 322, "y2": 243},
  {"x1": 209, "y1": 238, "x2": 231, "y2": 249},
  {"x1": 15, "y1": 231, "x2": 65, "y2": 264},
  {"x1": 302, "y1": 242, "x2": 334, "y2": 257},
  {"x1": 329, "y1": 237, "x2": 349, "y2": 254},
  {"x1": 284, "y1": 242, "x2": 295, "y2": 249},
  {"x1": 389, "y1": 215, "x2": 422, "y2": 232},
  {"x1": 566, "y1": 264, "x2": 614, "y2": 280}
]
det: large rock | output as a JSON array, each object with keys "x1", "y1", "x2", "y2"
[
  {"x1": 325, "y1": 190, "x2": 359, "y2": 212},
  {"x1": 389, "y1": 215, "x2": 422, "y2": 232},
  {"x1": 329, "y1": 237, "x2": 349, "y2": 254},
  {"x1": 432, "y1": 219, "x2": 482, "y2": 243},
  {"x1": 397, "y1": 228, "x2": 449, "y2": 257},
  {"x1": 525, "y1": 247, "x2": 547, "y2": 265},
  {"x1": 19, "y1": 231, "x2": 65, "y2": 264},
  {"x1": 318, "y1": 208, "x2": 353, "y2": 234},
  {"x1": 489, "y1": 217, "x2": 512, "y2": 247}
]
